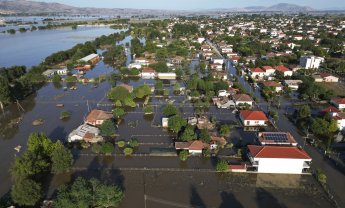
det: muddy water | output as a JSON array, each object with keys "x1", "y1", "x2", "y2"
[
  {"x1": 0, "y1": 27, "x2": 124, "y2": 68},
  {"x1": 48, "y1": 169, "x2": 333, "y2": 208}
]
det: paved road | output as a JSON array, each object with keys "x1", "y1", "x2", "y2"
[{"x1": 208, "y1": 40, "x2": 345, "y2": 207}]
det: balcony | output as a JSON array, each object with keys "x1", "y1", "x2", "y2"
[{"x1": 303, "y1": 161, "x2": 311, "y2": 168}]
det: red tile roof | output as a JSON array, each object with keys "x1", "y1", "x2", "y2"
[
  {"x1": 320, "y1": 73, "x2": 334, "y2": 78},
  {"x1": 322, "y1": 106, "x2": 340, "y2": 113},
  {"x1": 175, "y1": 140, "x2": 209, "y2": 150},
  {"x1": 240, "y1": 110, "x2": 268, "y2": 121},
  {"x1": 262, "y1": 81, "x2": 283, "y2": 88},
  {"x1": 251, "y1": 67, "x2": 265, "y2": 73},
  {"x1": 142, "y1": 67, "x2": 156, "y2": 73},
  {"x1": 262, "y1": 66, "x2": 274, "y2": 71},
  {"x1": 86, "y1": 110, "x2": 113, "y2": 123},
  {"x1": 274, "y1": 65, "x2": 290, "y2": 72},
  {"x1": 332, "y1": 98, "x2": 345, "y2": 105},
  {"x1": 233, "y1": 94, "x2": 253, "y2": 102},
  {"x1": 248, "y1": 145, "x2": 311, "y2": 159}
]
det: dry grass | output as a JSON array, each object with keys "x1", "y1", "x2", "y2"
[{"x1": 317, "y1": 82, "x2": 345, "y2": 97}]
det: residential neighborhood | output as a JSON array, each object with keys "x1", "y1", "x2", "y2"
[{"x1": 0, "y1": 2, "x2": 345, "y2": 208}]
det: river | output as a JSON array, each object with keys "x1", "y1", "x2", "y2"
[{"x1": 0, "y1": 26, "x2": 121, "y2": 68}]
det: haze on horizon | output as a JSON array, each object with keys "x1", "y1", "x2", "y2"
[{"x1": 32, "y1": 0, "x2": 345, "y2": 10}]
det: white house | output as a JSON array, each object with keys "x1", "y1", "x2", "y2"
[
  {"x1": 250, "y1": 68, "x2": 265, "y2": 79},
  {"x1": 175, "y1": 140, "x2": 209, "y2": 154},
  {"x1": 247, "y1": 145, "x2": 312, "y2": 174},
  {"x1": 331, "y1": 98, "x2": 345, "y2": 110},
  {"x1": 68, "y1": 124, "x2": 100, "y2": 142},
  {"x1": 233, "y1": 94, "x2": 254, "y2": 107},
  {"x1": 257, "y1": 132, "x2": 298, "y2": 146},
  {"x1": 212, "y1": 57, "x2": 224, "y2": 65},
  {"x1": 283, "y1": 80, "x2": 303, "y2": 90},
  {"x1": 300, "y1": 56, "x2": 324, "y2": 69},
  {"x1": 141, "y1": 67, "x2": 156, "y2": 78},
  {"x1": 274, "y1": 66, "x2": 293, "y2": 77},
  {"x1": 239, "y1": 110, "x2": 268, "y2": 127},
  {"x1": 262, "y1": 66, "x2": 275, "y2": 77},
  {"x1": 157, "y1": 72, "x2": 176, "y2": 80},
  {"x1": 333, "y1": 112, "x2": 345, "y2": 130}
]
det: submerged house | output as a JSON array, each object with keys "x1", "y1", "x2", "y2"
[
  {"x1": 175, "y1": 140, "x2": 210, "y2": 154},
  {"x1": 85, "y1": 109, "x2": 113, "y2": 126},
  {"x1": 68, "y1": 124, "x2": 102, "y2": 143}
]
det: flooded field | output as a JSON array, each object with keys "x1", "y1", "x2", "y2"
[{"x1": 48, "y1": 168, "x2": 333, "y2": 208}]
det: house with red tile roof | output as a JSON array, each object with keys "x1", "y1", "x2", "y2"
[
  {"x1": 239, "y1": 110, "x2": 268, "y2": 127},
  {"x1": 257, "y1": 132, "x2": 298, "y2": 146},
  {"x1": 232, "y1": 94, "x2": 254, "y2": 107},
  {"x1": 247, "y1": 145, "x2": 312, "y2": 174},
  {"x1": 85, "y1": 109, "x2": 113, "y2": 126},
  {"x1": 141, "y1": 67, "x2": 157, "y2": 78},
  {"x1": 262, "y1": 81, "x2": 283, "y2": 93},
  {"x1": 331, "y1": 98, "x2": 345, "y2": 110},
  {"x1": 250, "y1": 67, "x2": 265, "y2": 79},
  {"x1": 175, "y1": 140, "x2": 210, "y2": 154},
  {"x1": 274, "y1": 65, "x2": 293, "y2": 77},
  {"x1": 262, "y1": 66, "x2": 275, "y2": 77}
]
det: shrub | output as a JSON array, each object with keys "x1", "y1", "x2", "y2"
[
  {"x1": 60, "y1": 110, "x2": 71, "y2": 119},
  {"x1": 101, "y1": 142, "x2": 114, "y2": 155},
  {"x1": 216, "y1": 160, "x2": 228, "y2": 172},
  {"x1": 179, "y1": 150, "x2": 189, "y2": 161},
  {"x1": 123, "y1": 147, "x2": 133, "y2": 156},
  {"x1": 92, "y1": 143, "x2": 102, "y2": 154},
  {"x1": 117, "y1": 140, "x2": 126, "y2": 148},
  {"x1": 143, "y1": 105, "x2": 154, "y2": 114},
  {"x1": 128, "y1": 138, "x2": 139, "y2": 148}
]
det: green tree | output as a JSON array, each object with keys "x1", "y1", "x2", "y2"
[
  {"x1": 100, "y1": 120, "x2": 116, "y2": 136},
  {"x1": 94, "y1": 183, "x2": 124, "y2": 208},
  {"x1": 163, "y1": 104, "x2": 179, "y2": 117},
  {"x1": 52, "y1": 74, "x2": 62, "y2": 83},
  {"x1": 216, "y1": 160, "x2": 228, "y2": 172},
  {"x1": 219, "y1": 125, "x2": 231, "y2": 137},
  {"x1": 173, "y1": 82, "x2": 181, "y2": 92},
  {"x1": 51, "y1": 141, "x2": 73, "y2": 174},
  {"x1": 134, "y1": 84, "x2": 151, "y2": 98},
  {"x1": 328, "y1": 120, "x2": 338, "y2": 133},
  {"x1": 108, "y1": 86, "x2": 131, "y2": 103},
  {"x1": 123, "y1": 97, "x2": 136, "y2": 107},
  {"x1": 11, "y1": 178, "x2": 42, "y2": 206},
  {"x1": 117, "y1": 141, "x2": 126, "y2": 148},
  {"x1": 180, "y1": 125, "x2": 197, "y2": 141},
  {"x1": 155, "y1": 80, "x2": 164, "y2": 92},
  {"x1": 316, "y1": 169, "x2": 327, "y2": 185},
  {"x1": 101, "y1": 142, "x2": 115, "y2": 155},
  {"x1": 128, "y1": 138, "x2": 139, "y2": 148},
  {"x1": 54, "y1": 177, "x2": 92, "y2": 208},
  {"x1": 297, "y1": 105, "x2": 311, "y2": 120},
  {"x1": 92, "y1": 143, "x2": 102, "y2": 154},
  {"x1": 168, "y1": 115, "x2": 187, "y2": 133},
  {"x1": 112, "y1": 108, "x2": 125, "y2": 118},
  {"x1": 143, "y1": 105, "x2": 154, "y2": 114},
  {"x1": 0, "y1": 76, "x2": 12, "y2": 105},
  {"x1": 179, "y1": 150, "x2": 189, "y2": 161},
  {"x1": 311, "y1": 118, "x2": 330, "y2": 136},
  {"x1": 199, "y1": 128, "x2": 211, "y2": 143},
  {"x1": 124, "y1": 147, "x2": 133, "y2": 156}
]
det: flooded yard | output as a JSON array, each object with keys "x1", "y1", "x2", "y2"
[{"x1": 48, "y1": 168, "x2": 334, "y2": 208}]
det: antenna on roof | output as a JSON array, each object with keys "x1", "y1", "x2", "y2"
[{"x1": 87, "y1": 100, "x2": 90, "y2": 112}]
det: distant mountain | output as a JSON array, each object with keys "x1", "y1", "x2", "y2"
[
  {"x1": 0, "y1": 0, "x2": 326, "y2": 16},
  {"x1": 0, "y1": 0, "x2": 179, "y2": 16},
  {"x1": 265, "y1": 3, "x2": 314, "y2": 12}
]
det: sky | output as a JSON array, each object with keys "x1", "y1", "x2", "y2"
[{"x1": 33, "y1": 0, "x2": 345, "y2": 10}]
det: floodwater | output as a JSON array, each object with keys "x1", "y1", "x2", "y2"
[
  {"x1": 0, "y1": 26, "x2": 122, "y2": 67},
  {"x1": 0, "y1": 31, "x2": 335, "y2": 207}
]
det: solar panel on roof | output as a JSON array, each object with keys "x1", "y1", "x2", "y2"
[{"x1": 263, "y1": 133, "x2": 288, "y2": 143}]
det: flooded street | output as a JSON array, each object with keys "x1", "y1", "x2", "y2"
[{"x1": 0, "y1": 29, "x2": 337, "y2": 208}]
